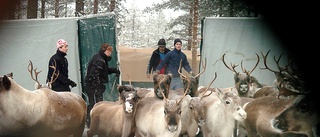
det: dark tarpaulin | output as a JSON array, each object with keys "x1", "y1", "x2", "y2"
[{"x1": 78, "y1": 14, "x2": 119, "y2": 102}]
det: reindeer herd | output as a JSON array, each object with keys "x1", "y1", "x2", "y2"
[{"x1": 0, "y1": 50, "x2": 318, "y2": 137}]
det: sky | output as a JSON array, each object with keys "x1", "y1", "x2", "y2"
[{"x1": 124, "y1": 0, "x2": 185, "y2": 19}]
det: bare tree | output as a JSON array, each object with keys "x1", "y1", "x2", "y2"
[
  {"x1": 40, "y1": 0, "x2": 45, "y2": 18},
  {"x1": 191, "y1": 0, "x2": 199, "y2": 70},
  {"x1": 109, "y1": 0, "x2": 115, "y2": 12},
  {"x1": 54, "y1": 0, "x2": 59, "y2": 18},
  {"x1": 93, "y1": 0, "x2": 98, "y2": 14},
  {"x1": 27, "y1": 0, "x2": 38, "y2": 18},
  {"x1": 75, "y1": 0, "x2": 84, "y2": 16}
]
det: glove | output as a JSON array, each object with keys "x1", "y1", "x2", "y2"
[
  {"x1": 115, "y1": 69, "x2": 121, "y2": 77},
  {"x1": 70, "y1": 80, "x2": 77, "y2": 88}
]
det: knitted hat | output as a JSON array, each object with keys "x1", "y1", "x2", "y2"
[
  {"x1": 157, "y1": 38, "x2": 166, "y2": 47},
  {"x1": 174, "y1": 38, "x2": 182, "y2": 46},
  {"x1": 56, "y1": 39, "x2": 68, "y2": 48}
]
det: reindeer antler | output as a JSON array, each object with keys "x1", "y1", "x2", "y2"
[
  {"x1": 200, "y1": 72, "x2": 217, "y2": 99},
  {"x1": 177, "y1": 74, "x2": 191, "y2": 105},
  {"x1": 126, "y1": 74, "x2": 132, "y2": 85},
  {"x1": 260, "y1": 50, "x2": 288, "y2": 73},
  {"x1": 178, "y1": 59, "x2": 187, "y2": 79},
  {"x1": 158, "y1": 77, "x2": 168, "y2": 102},
  {"x1": 192, "y1": 57, "x2": 207, "y2": 78},
  {"x1": 28, "y1": 60, "x2": 42, "y2": 89},
  {"x1": 222, "y1": 53, "x2": 239, "y2": 74},
  {"x1": 47, "y1": 59, "x2": 59, "y2": 88},
  {"x1": 241, "y1": 53, "x2": 260, "y2": 75}
]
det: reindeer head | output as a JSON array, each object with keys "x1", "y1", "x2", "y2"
[
  {"x1": 189, "y1": 72, "x2": 217, "y2": 127},
  {"x1": 118, "y1": 84, "x2": 140, "y2": 114},
  {"x1": 273, "y1": 92, "x2": 319, "y2": 136},
  {"x1": 153, "y1": 74, "x2": 171, "y2": 99},
  {"x1": 0, "y1": 74, "x2": 12, "y2": 92},
  {"x1": 180, "y1": 58, "x2": 206, "y2": 97},
  {"x1": 217, "y1": 87, "x2": 247, "y2": 121},
  {"x1": 158, "y1": 75, "x2": 190, "y2": 132},
  {"x1": 260, "y1": 50, "x2": 308, "y2": 98},
  {"x1": 222, "y1": 53, "x2": 260, "y2": 97},
  {"x1": 28, "y1": 60, "x2": 59, "y2": 89}
]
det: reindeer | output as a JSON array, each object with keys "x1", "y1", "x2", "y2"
[
  {"x1": 0, "y1": 71, "x2": 86, "y2": 137},
  {"x1": 222, "y1": 53, "x2": 264, "y2": 98},
  {"x1": 181, "y1": 58, "x2": 207, "y2": 97},
  {"x1": 87, "y1": 84, "x2": 140, "y2": 137},
  {"x1": 134, "y1": 76, "x2": 190, "y2": 137},
  {"x1": 153, "y1": 73, "x2": 171, "y2": 99},
  {"x1": 177, "y1": 71, "x2": 216, "y2": 137},
  {"x1": 254, "y1": 50, "x2": 308, "y2": 99},
  {"x1": 198, "y1": 82, "x2": 247, "y2": 137},
  {"x1": 242, "y1": 93, "x2": 318, "y2": 137},
  {"x1": 273, "y1": 91, "x2": 319, "y2": 137},
  {"x1": 28, "y1": 60, "x2": 59, "y2": 89}
]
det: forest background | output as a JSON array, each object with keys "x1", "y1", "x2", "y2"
[
  {"x1": 0, "y1": 0, "x2": 268, "y2": 71},
  {"x1": 0, "y1": 0, "x2": 318, "y2": 89}
]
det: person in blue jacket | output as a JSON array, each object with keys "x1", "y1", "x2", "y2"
[{"x1": 155, "y1": 38, "x2": 195, "y2": 90}]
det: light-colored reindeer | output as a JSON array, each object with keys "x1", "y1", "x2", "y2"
[
  {"x1": 0, "y1": 67, "x2": 86, "y2": 137},
  {"x1": 134, "y1": 76, "x2": 190, "y2": 137},
  {"x1": 198, "y1": 84, "x2": 247, "y2": 137},
  {"x1": 87, "y1": 84, "x2": 140, "y2": 137}
]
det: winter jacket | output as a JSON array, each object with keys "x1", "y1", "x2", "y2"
[
  {"x1": 85, "y1": 50, "x2": 118, "y2": 87},
  {"x1": 156, "y1": 48, "x2": 193, "y2": 77},
  {"x1": 46, "y1": 49, "x2": 72, "y2": 91},
  {"x1": 146, "y1": 48, "x2": 170, "y2": 74}
]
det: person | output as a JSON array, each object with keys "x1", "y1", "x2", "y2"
[
  {"x1": 46, "y1": 39, "x2": 77, "y2": 92},
  {"x1": 84, "y1": 43, "x2": 120, "y2": 127},
  {"x1": 155, "y1": 38, "x2": 195, "y2": 90},
  {"x1": 146, "y1": 38, "x2": 171, "y2": 79}
]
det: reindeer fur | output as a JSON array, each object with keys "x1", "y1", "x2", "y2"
[
  {"x1": 87, "y1": 85, "x2": 139, "y2": 137},
  {"x1": 0, "y1": 75, "x2": 86, "y2": 137}
]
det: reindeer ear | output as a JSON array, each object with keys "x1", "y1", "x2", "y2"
[
  {"x1": 118, "y1": 85, "x2": 125, "y2": 93},
  {"x1": 2, "y1": 75, "x2": 12, "y2": 90},
  {"x1": 234, "y1": 74, "x2": 239, "y2": 82},
  {"x1": 6, "y1": 72, "x2": 13, "y2": 79},
  {"x1": 215, "y1": 88, "x2": 224, "y2": 100}
]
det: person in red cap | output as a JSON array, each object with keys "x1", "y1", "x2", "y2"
[
  {"x1": 46, "y1": 39, "x2": 77, "y2": 92},
  {"x1": 146, "y1": 38, "x2": 171, "y2": 79}
]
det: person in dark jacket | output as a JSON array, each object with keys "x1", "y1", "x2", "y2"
[
  {"x1": 146, "y1": 38, "x2": 170, "y2": 79},
  {"x1": 84, "y1": 43, "x2": 120, "y2": 128},
  {"x1": 46, "y1": 39, "x2": 77, "y2": 92},
  {"x1": 155, "y1": 38, "x2": 195, "y2": 90}
]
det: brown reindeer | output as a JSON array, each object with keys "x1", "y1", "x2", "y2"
[
  {"x1": 273, "y1": 91, "x2": 319, "y2": 137},
  {"x1": 134, "y1": 76, "x2": 190, "y2": 137},
  {"x1": 243, "y1": 94, "x2": 317, "y2": 137},
  {"x1": 153, "y1": 73, "x2": 171, "y2": 99},
  {"x1": 87, "y1": 84, "x2": 140, "y2": 137},
  {"x1": 0, "y1": 73, "x2": 86, "y2": 137},
  {"x1": 222, "y1": 53, "x2": 264, "y2": 98},
  {"x1": 254, "y1": 50, "x2": 308, "y2": 99},
  {"x1": 181, "y1": 58, "x2": 207, "y2": 97}
]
